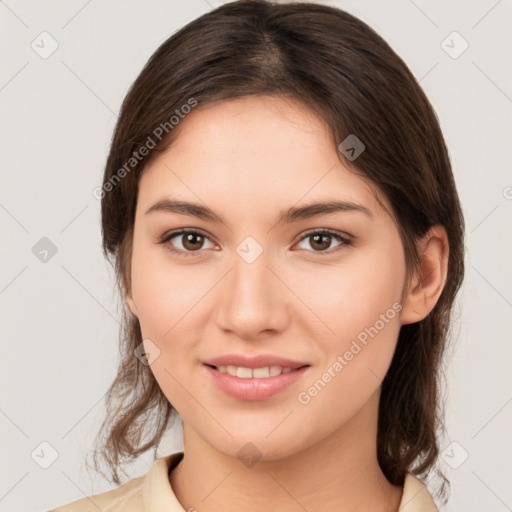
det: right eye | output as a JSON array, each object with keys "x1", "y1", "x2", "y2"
[{"x1": 157, "y1": 229, "x2": 217, "y2": 257}]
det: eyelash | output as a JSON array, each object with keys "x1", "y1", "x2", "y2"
[{"x1": 156, "y1": 228, "x2": 353, "y2": 258}]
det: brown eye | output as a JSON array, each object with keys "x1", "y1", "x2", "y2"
[
  {"x1": 158, "y1": 229, "x2": 216, "y2": 257},
  {"x1": 181, "y1": 232, "x2": 205, "y2": 251},
  {"x1": 295, "y1": 230, "x2": 352, "y2": 254},
  {"x1": 309, "y1": 233, "x2": 332, "y2": 251}
]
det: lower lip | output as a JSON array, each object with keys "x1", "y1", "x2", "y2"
[{"x1": 203, "y1": 364, "x2": 310, "y2": 401}]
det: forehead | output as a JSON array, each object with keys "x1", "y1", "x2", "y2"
[
  {"x1": 157, "y1": 95, "x2": 334, "y2": 166},
  {"x1": 136, "y1": 95, "x2": 388, "y2": 219}
]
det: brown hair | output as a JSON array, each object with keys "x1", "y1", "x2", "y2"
[{"x1": 89, "y1": 0, "x2": 465, "y2": 503}]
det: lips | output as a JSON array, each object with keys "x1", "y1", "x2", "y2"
[{"x1": 202, "y1": 353, "x2": 311, "y2": 401}]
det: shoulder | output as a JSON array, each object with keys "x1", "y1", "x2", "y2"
[
  {"x1": 49, "y1": 452, "x2": 184, "y2": 512},
  {"x1": 50, "y1": 473, "x2": 145, "y2": 512},
  {"x1": 399, "y1": 473, "x2": 439, "y2": 512}
]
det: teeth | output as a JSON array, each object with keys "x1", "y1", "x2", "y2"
[
  {"x1": 253, "y1": 367, "x2": 270, "y2": 378},
  {"x1": 215, "y1": 365, "x2": 297, "y2": 378},
  {"x1": 269, "y1": 365, "x2": 282, "y2": 376},
  {"x1": 237, "y1": 366, "x2": 252, "y2": 378}
]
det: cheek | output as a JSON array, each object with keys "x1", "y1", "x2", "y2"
[
  {"x1": 129, "y1": 241, "x2": 208, "y2": 401},
  {"x1": 130, "y1": 240, "x2": 204, "y2": 335},
  {"x1": 295, "y1": 297, "x2": 402, "y2": 433},
  {"x1": 294, "y1": 246, "x2": 405, "y2": 342},
  {"x1": 294, "y1": 238, "x2": 405, "y2": 405},
  {"x1": 131, "y1": 244, "x2": 203, "y2": 413}
]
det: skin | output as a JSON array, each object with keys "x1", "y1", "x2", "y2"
[{"x1": 126, "y1": 95, "x2": 449, "y2": 512}]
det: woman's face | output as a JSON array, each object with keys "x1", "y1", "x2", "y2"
[{"x1": 126, "y1": 95, "x2": 409, "y2": 460}]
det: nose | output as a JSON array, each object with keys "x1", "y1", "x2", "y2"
[{"x1": 215, "y1": 247, "x2": 290, "y2": 341}]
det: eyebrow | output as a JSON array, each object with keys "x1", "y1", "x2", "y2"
[{"x1": 144, "y1": 198, "x2": 373, "y2": 224}]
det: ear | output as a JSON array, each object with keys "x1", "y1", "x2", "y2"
[
  {"x1": 125, "y1": 290, "x2": 139, "y2": 319},
  {"x1": 401, "y1": 225, "x2": 449, "y2": 325}
]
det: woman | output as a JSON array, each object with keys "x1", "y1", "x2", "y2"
[{"x1": 52, "y1": 1, "x2": 465, "y2": 510}]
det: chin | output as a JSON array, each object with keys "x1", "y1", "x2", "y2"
[{"x1": 208, "y1": 431, "x2": 307, "y2": 465}]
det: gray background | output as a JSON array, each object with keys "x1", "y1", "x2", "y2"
[{"x1": 1, "y1": 1, "x2": 511, "y2": 511}]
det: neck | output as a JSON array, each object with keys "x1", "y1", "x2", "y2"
[{"x1": 169, "y1": 391, "x2": 403, "y2": 512}]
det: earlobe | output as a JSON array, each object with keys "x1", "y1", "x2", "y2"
[{"x1": 401, "y1": 226, "x2": 449, "y2": 325}]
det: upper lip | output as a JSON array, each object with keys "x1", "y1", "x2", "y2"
[{"x1": 203, "y1": 354, "x2": 310, "y2": 369}]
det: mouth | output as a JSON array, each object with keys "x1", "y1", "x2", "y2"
[
  {"x1": 204, "y1": 363, "x2": 309, "y2": 378},
  {"x1": 203, "y1": 363, "x2": 311, "y2": 401}
]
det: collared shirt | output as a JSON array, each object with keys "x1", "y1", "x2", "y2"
[{"x1": 50, "y1": 451, "x2": 438, "y2": 511}]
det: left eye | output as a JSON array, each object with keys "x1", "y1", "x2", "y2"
[{"x1": 295, "y1": 230, "x2": 351, "y2": 253}]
